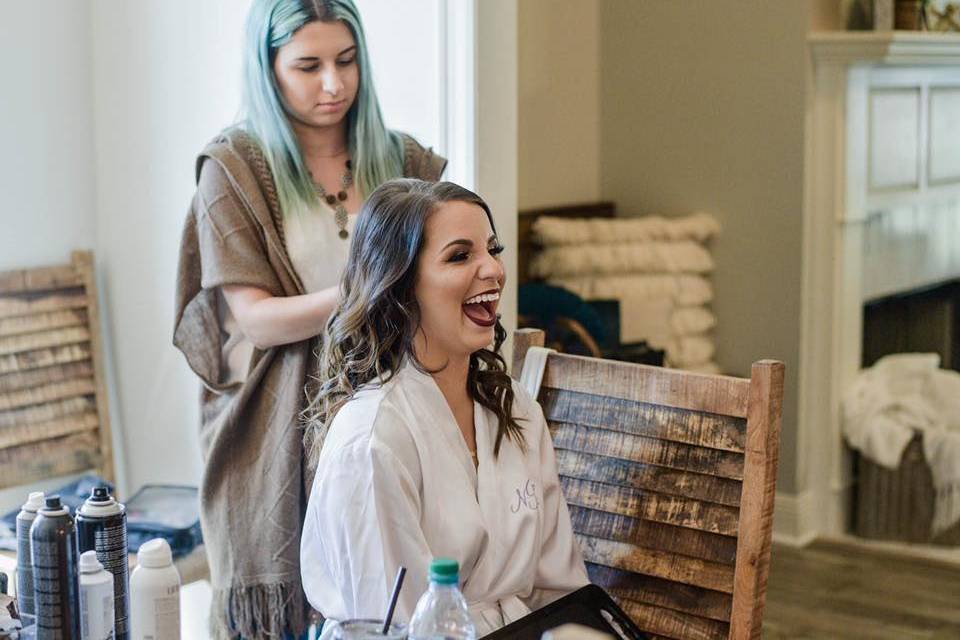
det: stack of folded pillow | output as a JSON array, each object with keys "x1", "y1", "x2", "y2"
[{"x1": 530, "y1": 212, "x2": 721, "y2": 374}]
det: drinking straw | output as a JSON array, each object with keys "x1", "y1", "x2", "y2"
[{"x1": 382, "y1": 566, "x2": 406, "y2": 635}]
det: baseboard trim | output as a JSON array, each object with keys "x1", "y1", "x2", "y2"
[
  {"x1": 823, "y1": 534, "x2": 960, "y2": 568},
  {"x1": 773, "y1": 490, "x2": 819, "y2": 547}
]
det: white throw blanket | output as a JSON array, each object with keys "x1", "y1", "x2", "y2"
[
  {"x1": 532, "y1": 212, "x2": 720, "y2": 245},
  {"x1": 843, "y1": 353, "x2": 960, "y2": 534},
  {"x1": 530, "y1": 213, "x2": 721, "y2": 373},
  {"x1": 530, "y1": 241, "x2": 714, "y2": 278},
  {"x1": 552, "y1": 274, "x2": 713, "y2": 307}
]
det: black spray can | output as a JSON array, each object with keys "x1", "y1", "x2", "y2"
[
  {"x1": 77, "y1": 487, "x2": 129, "y2": 640},
  {"x1": 30, "y1": 494, "x2": 80, "y2": 639},
  {"x1": 15, "y1": 491, "x2": 45, "y2": 616}
]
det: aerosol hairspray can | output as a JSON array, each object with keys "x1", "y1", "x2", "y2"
[
  {"x1": 78, "y1": 551, "x2": 115, "y2": 640},
  {"x1": 15, "y1": 491, "x2": 45, "y2": 616},
  {"x1": 77, "y1": 488, "x2": 129, "y2": 640},
  {"x1": 30, "y1": 494, "x2": 80, "y2": 639}
]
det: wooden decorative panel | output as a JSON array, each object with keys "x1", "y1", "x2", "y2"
[
  {"x1": 928, "y1": 87, "x2": 960, "y2": 185},
  {"x1": 513, "y1": 329, "x2": 784, "y2": 640},
  {"x1": 869, "y1": 88, "x2": 921, "y2": 192},
  {"x1": 0, "y1": 251, "x2": 114, "y2": 489}
]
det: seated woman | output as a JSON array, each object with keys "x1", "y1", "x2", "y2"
[{"x1": 300, "y1": 179, "x2": 589, "y2": 635}]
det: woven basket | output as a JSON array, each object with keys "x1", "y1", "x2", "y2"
[{"x1": 854, "y1": 433, "x2": 960, "y2": 545}]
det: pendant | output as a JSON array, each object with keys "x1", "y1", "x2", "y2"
[{"x1": 339, "y1": 229, "x2": 349, "y2": 239}]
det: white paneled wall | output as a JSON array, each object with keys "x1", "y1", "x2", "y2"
[
  {"x1": 929, "y1": 88, "x2": 960, "y2": 184},
  {"x1": 862, "y1": 198, "x2": 960, "y2": 302},
  {"x1": 869, "y1": 89, "x2": 921, "y2": 191},
  {"x1": 857, "y1": 66, "x2": 960, "y2": 301}
]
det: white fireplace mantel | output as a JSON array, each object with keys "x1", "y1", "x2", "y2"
[
  {"x1": 795, "y1": 32, "x2": 960, "y2": 543},
  {"x1": 809, "y1": 31, "x2": 960, "y2": 66}
]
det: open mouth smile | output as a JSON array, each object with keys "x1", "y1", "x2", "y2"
[{"x1": 462, "y1": 289, "x2": 500, "y2": 328}]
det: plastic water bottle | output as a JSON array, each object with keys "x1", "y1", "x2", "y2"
[{"x1": 408, "y1": 558, "x2": 476, "y2": 640}]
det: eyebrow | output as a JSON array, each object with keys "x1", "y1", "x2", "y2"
[
  {"x1": 441, "y1": 234, "x2": 498, "y2": 252},
  {"x1": 293, "y1": 45, "x2": 357, "y2": 62}
]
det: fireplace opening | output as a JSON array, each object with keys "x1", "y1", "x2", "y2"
[
  {"x1": 851, "y1": 278, "x2": 960, "y2": 545},
  {"x1": 862, "y1": 279, "x2": 960, "y2": 372}
]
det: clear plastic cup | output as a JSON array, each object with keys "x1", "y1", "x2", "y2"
[{"x1": 332, "y1": 618, "x2": 407, "y2": 639}]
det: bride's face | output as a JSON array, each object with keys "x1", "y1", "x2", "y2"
[{"x1": 414, "y1": 200, "x2": 506, "y2": 361}]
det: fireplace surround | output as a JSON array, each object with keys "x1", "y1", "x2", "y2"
[{"x1": 797, "y1": 32, "x2": 960, "y2": 543}]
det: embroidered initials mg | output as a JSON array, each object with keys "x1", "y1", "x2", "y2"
[{"x1": 510, "y1": 479, "x2": 540, "y2": 513}]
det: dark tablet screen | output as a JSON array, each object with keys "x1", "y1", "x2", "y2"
[{"x1": 481, "y1": 585, "x2": 650, "y2": 640}]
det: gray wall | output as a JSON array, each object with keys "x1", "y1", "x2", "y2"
[
  {"x1": 518, "y1": 0, "x2": 602, "y2": 209},
  {"x1": 599, "y1": 0, "x2": 808, "y2": 492}
]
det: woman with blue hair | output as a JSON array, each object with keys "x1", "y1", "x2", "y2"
[{"x1": 173, "y1": 1, "x2": 445, "y2": 637}]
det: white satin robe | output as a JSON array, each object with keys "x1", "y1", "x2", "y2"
[{"x1": 300, "y1": 360, "x2": 589, "y2": 637}]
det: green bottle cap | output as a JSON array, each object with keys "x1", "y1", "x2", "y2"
[{"x1": 429, "y1": 558, "x2": 460, "y2": 585}]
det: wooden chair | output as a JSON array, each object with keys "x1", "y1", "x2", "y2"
[
  {"x1": 0, "y1": 251, "x2": 115, "y2": 489},
  {"x1": 513, "y1": 329, "x2": 784, "y2": 640}
]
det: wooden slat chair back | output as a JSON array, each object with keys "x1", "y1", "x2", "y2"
[
  {"x1": 512, "y1": 329, "x2": 784, "y2": 640},
  {"x1": 0, "y1": 251, "x2": 114, "y2": 489}
]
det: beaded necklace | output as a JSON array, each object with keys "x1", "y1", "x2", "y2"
[{"x1": 312, "y1": 159, "x2": 353, "y2": 239}]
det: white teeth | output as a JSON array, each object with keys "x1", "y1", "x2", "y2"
[{"x1": 465, "y1": 292, "x2": 500, "y2": 305}]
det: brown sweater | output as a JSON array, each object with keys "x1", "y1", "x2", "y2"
[{"x1": 173, "y1": 128, "x2": 445, "y2": 639}]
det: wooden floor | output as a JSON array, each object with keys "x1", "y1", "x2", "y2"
[{"x1": 763, "y1": 541, "x2": 960, "y2": 639}]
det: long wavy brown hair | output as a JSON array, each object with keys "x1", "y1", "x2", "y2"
[{"x1": 304, "y1": 179, "x2": 523, "y2": 464}]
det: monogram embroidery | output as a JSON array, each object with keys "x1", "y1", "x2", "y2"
[{"x1": 510, "y1": 479, "x2": 540, "y2": 513}]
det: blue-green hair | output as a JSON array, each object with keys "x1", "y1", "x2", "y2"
[{"x1": 239, "y1": 0, "x2": 404, "y2": 214}]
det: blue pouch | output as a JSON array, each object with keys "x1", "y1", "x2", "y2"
[
  {"x1": 0, "y1": 475, "x2": 112, "y2": 550},
  {"x1": 124, "y1": 484, "x2": 203, "y2": 558}
]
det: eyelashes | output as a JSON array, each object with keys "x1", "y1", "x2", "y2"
[
  {"x1": 297, "y1": 57, "x2": 355, "y2": 73},
  {"x1": 447, "y1": 245, "x2": 505, "y2": 264}
]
